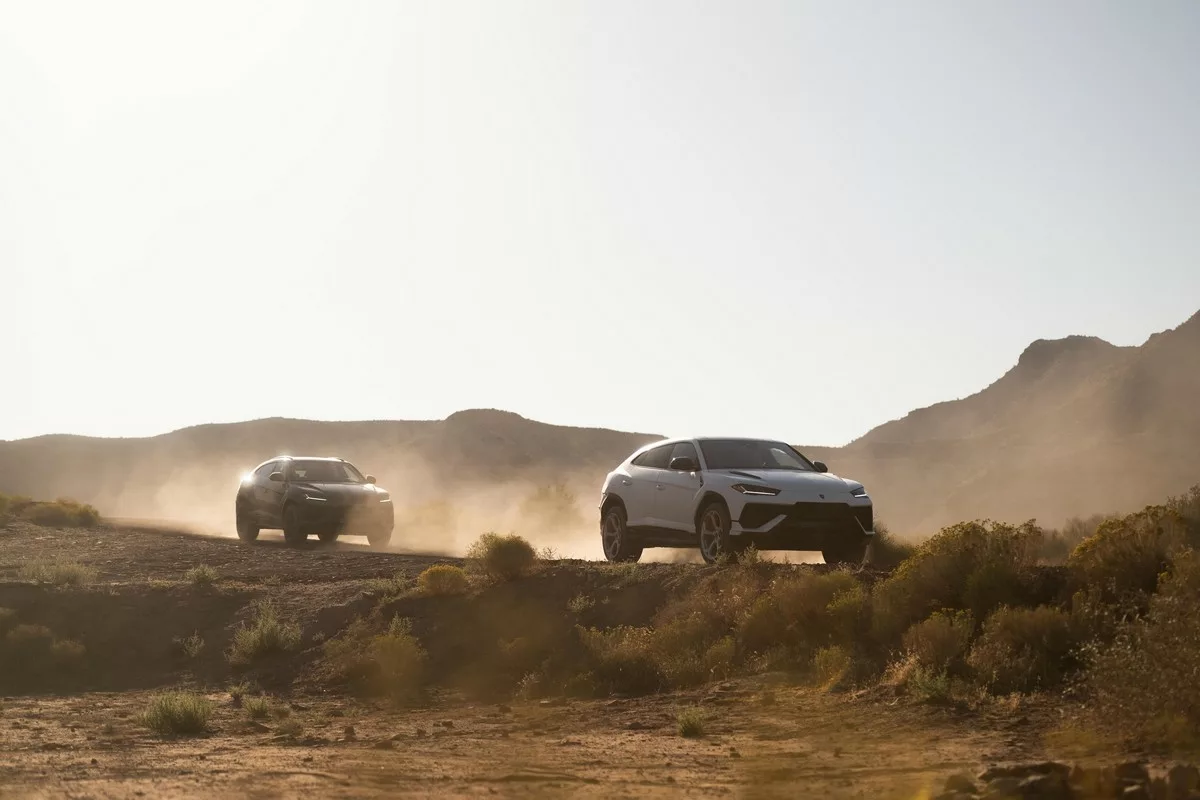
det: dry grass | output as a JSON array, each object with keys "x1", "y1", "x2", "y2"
[
  {"x1": 185, "y1": 565, "x2": 218, "y2": 586},
  {"x1": 676, "y1": 706, "x2": 706, "y2": 737},
  {"x1": 321, "y1": 614, "x2": 426, "y2": 704},
  {"x1": 227, "y1": 602, "x2": 301, "y2": 665},
  {"x1": 6, "y1": 496, "x2": 101, "y2": 528},
  {"x1": 416, "y1": 564, "x2": 469, "y2": 596},
  {"x1": 17, "y1": 560, "x2": 97, "y2": 586},
  {"x1": 466, "y1": 532, "x2": 537, "y2": 581},
  {"x1": 142, "y1": 692, "x2": 212, "y2": 735}
]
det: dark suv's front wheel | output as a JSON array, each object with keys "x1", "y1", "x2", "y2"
[{"x1": 235, "y1": 506, "x2": 259, "y2": 542}]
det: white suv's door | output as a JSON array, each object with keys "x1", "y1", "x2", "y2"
[
  {"x1": 657, "y1": 441, "x2": 704, "y2": 533},
  {"x1": 623, "y1": 442, "x2": 674, "y2": 528}
]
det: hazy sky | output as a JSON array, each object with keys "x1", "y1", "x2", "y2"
[{"x1": 3, "y1": 1, "x2": 1199, "y2": 445}]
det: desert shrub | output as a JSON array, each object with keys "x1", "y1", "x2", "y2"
[
  {"x1": 0, "y1": 494, "x2": 9, "y2": 517},
  {"x1": 1040, "y1": 514, "x2": 1112, "y2": 564},
  {"x1": 18, "y1": 560, "x2": 97, "y2": 586},
  {"x1": 677, "y1": 706, "x2": 706, "y2": 737},
  {"x1": 243, "y1": 696, "x2": 271, "y2": 720},
  {"x1": 967, "y1": 605, "x2": 1078, "y2": 693},
  {"x1": 1068, "y1": 505, "x2": 1194, "y2": 600},
  {"x1": 174, "y1": 632, "x2": 205, "y2": 659},
  {"x1": 870, "y1": 520, "x2": 1043, "y2": 650},
  {"x1": 227, "y1": 602, "x2": 301, "y2": 665},
  {"x1": 903, "y1": 609, "x2": 974, "y2": 675},
  {"x1": 321, "y1": 615, "x2": 426, "y2": 703},
  {"x1": 466, "y1": 532, "x2": 537, "y2": 581},
  {"x1": 416, "y1": 564, "x2": 469, "y2": 596},
  {"x1": 1084, "y1": 549, "x2": 1200, "y2": 748},
  {"x1": 0, "y1": 623, "x2": 87, "y2": 686},
  {"x1": 576, "y1": 625, "x2": 665, "y2": 696},
  {"x1": 870, "y1": 521, "x2": 917, "y2": 569},
  {"x1": 811, "y1": 645, "x2": 853, "y2": 688},
  {"x1": 185, "y1": 565, "x2": 218, "y2": 586},
  {"x1": 18, "y1": 498, "x2": 100, "y2": 528},
  {"x1": 567, "y1": 593, "x2": 594, "y2": 614},
  {"x1": 142, "y1": 692, "x2": 212, "y2": 735},
  {"x1": 736, "y1": 571, "x2": 865, "y2": 659}
]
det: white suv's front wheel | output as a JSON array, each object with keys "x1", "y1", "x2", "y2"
[
  {"x1": 698, "y1": 500, "x2": 744, "y2": 564},
  {"x1": 601, "y1": 504, "x2": 643, "y2": 563}
]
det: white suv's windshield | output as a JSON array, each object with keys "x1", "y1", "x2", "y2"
[
  {"x1": 288, "y1": 460, "x2": 366, "y2": 483},
  {"x1": 699, "y1": 439, "x2": 815, "y2": 472}
]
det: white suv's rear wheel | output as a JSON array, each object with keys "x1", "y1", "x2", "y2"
[{"x1": 601, "y1": 504, "x2": 642, "y2": 563}]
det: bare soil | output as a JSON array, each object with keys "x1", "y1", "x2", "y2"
[{"x1": 0, "y1": 520, "x2": 1131, "y2": 798}]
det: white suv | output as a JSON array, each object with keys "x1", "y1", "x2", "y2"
[{"x1": 598, "y1": 437, "x2": 874, "y2": 565}]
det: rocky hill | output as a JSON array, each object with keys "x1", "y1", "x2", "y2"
[{"x1": 2, "y1": 310, "x2": 1198, "y2": 536}]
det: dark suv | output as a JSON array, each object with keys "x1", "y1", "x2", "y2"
[{"x1": 235, "y1": 456, "x2": 394, "y2": 548}]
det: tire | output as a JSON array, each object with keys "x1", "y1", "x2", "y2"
[
  {"x1": 698, "y1": 500, "x2": 743, "y2": 565},
  {"x1": 282, "y1": 504, "x2": 307, "y2": 546},
  {"x1": 600, "y1": 503, "x2": 642, "y2": 563},
  {"x1": 235, "y1": 506, "x2": 259, "y2": 542},
  {"x1": 367, "y1": 526, "x2": 392, "y2": 549},
  {"x1": 317, "y1": 530, "x2": 339, "y2": 544},
  {"x1": 822, "y1": 538, "x2": 869, "y2": 567}
]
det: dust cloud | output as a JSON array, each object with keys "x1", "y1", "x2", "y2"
[{"x1": 87, "y1": 453, "x2": 819, "y2": 563}]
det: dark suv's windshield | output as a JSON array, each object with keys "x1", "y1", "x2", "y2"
[
  {"x1": 699, "y1": 439, "x2": 815, "y2": 472},
  {"x1": 288, "y1": 460, "x2": 366, "y2": 483}
]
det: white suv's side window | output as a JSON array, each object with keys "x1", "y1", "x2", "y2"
[{"x1": 668, "y1": 441, "x2": 699, "y2": 468}]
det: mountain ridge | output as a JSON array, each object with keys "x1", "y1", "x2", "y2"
[{"x1": 3, "y1": 308, "x2": 1198, "y2": 537}]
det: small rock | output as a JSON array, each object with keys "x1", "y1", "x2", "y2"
[
  {"x1": 248, "y1": 722, "x2": 271, "y2": 733},
  {"x1": 539, "y1": 698, "x2": 566, "y2": 707},
  {"x1": 343, "y1": 725, "x2": 356, "y2": 740},
  {"x1": 1123, "y1": 785, "x2": 1151, "y2": 800},
  {"x1": 414, "y1": 728, "x2": 427, "y2": 738},
  {"x1": 729, "y1": 748, "x2": 741, "y2": 759},
  {"x1": 626, "y1": 721, "x2": 650, "y2": 731},
  {"x1": 90, "y1": 758, "x2": 98, "y2": 765},
  {"x1": 198, "y1": 755, "x2": 206, "y2": 761},
  {"x1": 496, "y1": 704, "x2": 512, "y2": 713},
  {"x1": 373, "y1": 739, "x2": 393, "y2": 750},
  {"x1": 558, "y1": 739, "x2": 582, "y2": 747},
  {"x1": 303, "y1": 756, "x2": 313, "y2": 763},
  {"x1": 944, "y1": 774, "x2": 977, "y2": 794}
]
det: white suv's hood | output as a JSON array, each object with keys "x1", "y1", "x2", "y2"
[{"x1": 716, "y1": 469, "x2": 857, "y2": 497}]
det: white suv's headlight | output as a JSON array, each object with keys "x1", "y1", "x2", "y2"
[
  {"x1": 304, "y1": 493, "x2": 327, "y2": 502},
  {"x1": 849, "y1": 485, "x2": 868, "y2": 498},
  {"x1": 731, "y1": 483, "x2": 781, "y2": 496}
]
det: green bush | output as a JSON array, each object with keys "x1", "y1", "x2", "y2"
[
  {"x1": 142, "y1": 692, "x2": 213, "y2": 735},
  {"x1": 870, "y1": 520, "x2": 1043, "y2": 650},
  {"x1": 576, "y1": 625, "x2": 665, "y2": 696},
  {"x1": 321, "y1": 615, "x2": 426, "y2": 703},
  {"x1": 466, "y1": 532, "x2": 537, "y2": 581},
  {"x1": 416, "y1": 564, "x2": 469, "y2": 596},
  {"x1": 736, "y1": 571, "x2": 867, "y2": 659},
  {"x1": 902, "y1": 609, "x2": 973, "y2": 675},
  {"x1": 967, "y1": 605, "x2": 1077, "y2": 693},
  {"x1": 228, "y1": 602, "x2": 301, "y2": 665},
  {"x1": 1084, "y1": 549, "x2": 1200, "y2": 749},
  {"x1": 811, "y1": 645, "x2": 853, "y2": 688}
]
